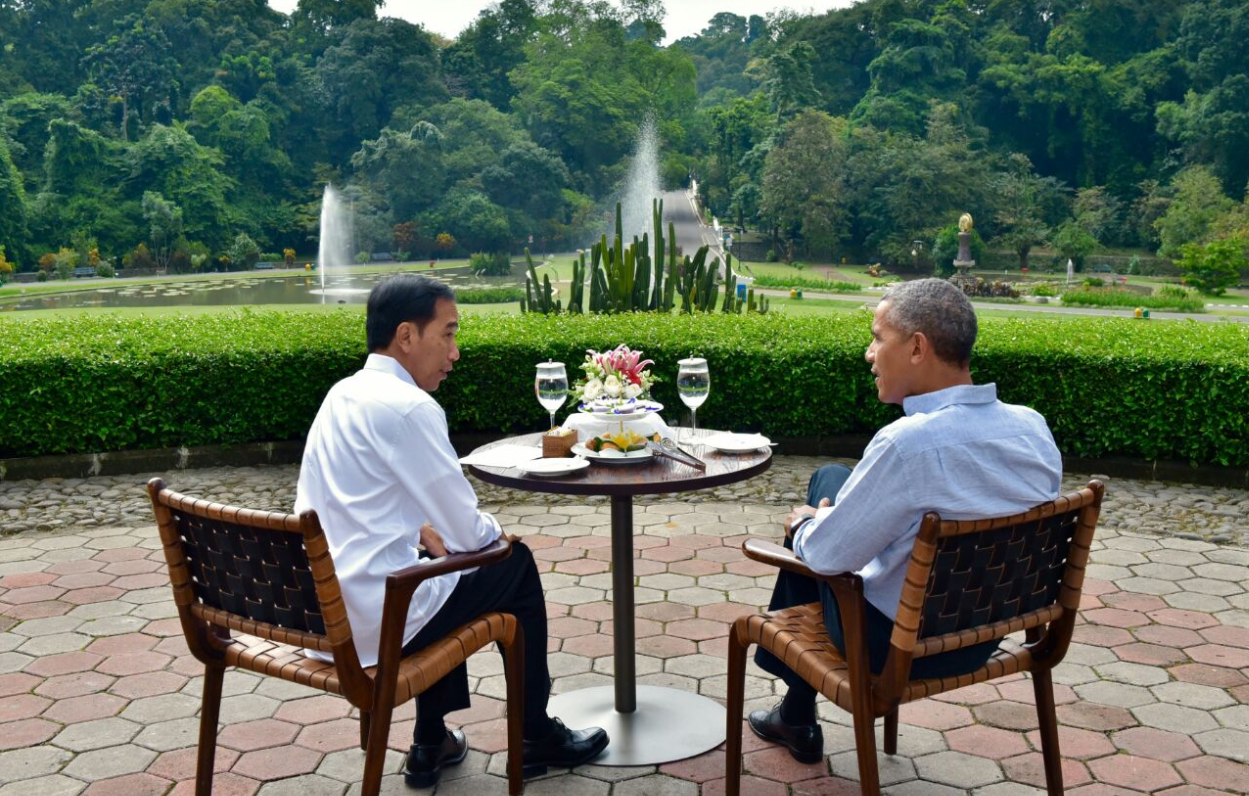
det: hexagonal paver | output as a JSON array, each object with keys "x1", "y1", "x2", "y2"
[
  {"x1": 1112, "y1": 726, "x2": 1202, "y2": 762},
  {"x1": 232, "y1": 745, "x2": 323, "y2": 781}
]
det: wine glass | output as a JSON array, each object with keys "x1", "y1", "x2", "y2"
[
  {"x1": 677, "y1": 357, "x2": 710, "y2": 435},
  {"x1": 535, "y1": 361, "x2": 568, "y2": 433}
]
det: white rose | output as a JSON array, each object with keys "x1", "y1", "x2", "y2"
[
  {"x1": 603, "y1": 375, "x2": 622, "y2": 398},
  {"x1": 582, "y1": 379, "x2": 603, "y2": 401},
  {"x1": 624, "y1": 382, "x2": 642, "y2": 399}
]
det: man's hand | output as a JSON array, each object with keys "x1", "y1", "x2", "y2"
[
  {"x1": 420, "y1": 523, "x2": 448, "y2": 558},
  {"x1": 785, "y1": 498, "x2": 830, "y2": 538}
]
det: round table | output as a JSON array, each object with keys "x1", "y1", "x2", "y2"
[{"x1": 467, "y1": 429, "x2": 772, "y2": 766}]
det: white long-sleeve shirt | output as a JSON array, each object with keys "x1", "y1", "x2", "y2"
[
  {"x1": 793, "y1": 384, "x2": 1062, "y2": 620},
  {"x1": 294, "y1": 354, "x2": 501, "y2": 666}
]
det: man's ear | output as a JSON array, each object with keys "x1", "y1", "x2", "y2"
[
  {"x1": 909, "y1": 331, "x2": 928, "y2": 363},
  {"x1": 394, "y1": 320, "x2": 415, "y2": 351}
]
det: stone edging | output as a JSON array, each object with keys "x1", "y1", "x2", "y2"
[{"x1": 2, "y1": 435, "x2": 1246, "y2": 489}]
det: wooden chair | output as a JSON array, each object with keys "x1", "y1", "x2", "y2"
[
  {"x1": 726, "y1": 480, "x2": 1105, "y2": 796},
  {"x1": 147, "y1": 478, "x2": 526, "y2": 796}
]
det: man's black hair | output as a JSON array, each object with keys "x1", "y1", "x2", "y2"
[{"x1": 366, "y1": 275, "x2": 456, "y2": 351}]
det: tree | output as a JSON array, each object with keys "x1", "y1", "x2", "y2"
[
  {"x1": 0, "y1": 245, "x2": 14, "y2": 282},
  {"x1": 440, "y1": 0, "x2": 538, "y2": 108},
  {"x1": 989, "y1": 154, "x2": 1062, "y2": 269},
  {"x1": 1176, "y1": 235, "x2": 1245, "y2": 295},
  {"x1": 760, "y1": 111, "x2": 849, "y2": 261},
  {"x1": 1073, "y1": 186, "x2": 1124, "y2": 245},
  {"x1": 350, "y1": 126, "x2": 445, "y2": 221},
  {"x1": 1153, "y1": 166, "x2": 1235, "y2": 259},
  {"x1": 126, "y1": 124, "x2": 233, "y2": 250},
  {"x1": 433, "y1": 188, "x2": 511, "y2": 253},
  {"x1": 0, "y1": 136, "x2": 29, "y2": 265},
  {"x1": 1050, "y1": 220, "x2": 1098, "y2": 270},
  {"x1": 82, "y1": 16, "x2": 177, "y2": 140},
  {"x1": 481, "y1": 141, "x2": 570, "y2": 219},
  {"x1": 754, "y1": 41, "x2": 820, "y2": 123},
  {"x1": 142, "y1": 191, "x2": 183, "y2": 272}
]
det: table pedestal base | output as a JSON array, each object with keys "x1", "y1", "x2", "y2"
[{"x1": 547, "y1": 685, "x2": 726, "y2": 766}]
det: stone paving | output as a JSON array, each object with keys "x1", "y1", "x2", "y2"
[{"x1": 0, "y1": 459, "x2": 1246, "y2": 795}]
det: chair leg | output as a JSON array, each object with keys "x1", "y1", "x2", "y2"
[
  {"x1": 1032, "y1": 669, "x2": 1064, "y2": 796},
  {"x1": 503, "y1": 627, "x2": 526, "y2": 796},
  {"x1": 359, "y1": 699, "x2": 394, "y2": 796},
  {"x1": 195, "y1": 664, "x2": 225, "y2": 796},
  {"x1": 883, "y1": 707, "x2": 898, "y2": 756},
  {"x1": 851, "y1": 702, "x2": 881, "y2": 795},
  {"x1": 724, "y1": 624, "x2": 749, "y2": 796},
  {"x1": 358, "y1": 711, "x2": 370, "y2": 751}
]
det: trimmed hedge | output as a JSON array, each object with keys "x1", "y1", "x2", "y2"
[
  {"x1": 1, "y1": 311, "x2": 1247, "y2": 466},
  {"x1": 1061, "y1": 288, "x2": 1205, "y2": 312},
  {"x1": 750, "y1": 275, "x2": 862, "y2": 292}
]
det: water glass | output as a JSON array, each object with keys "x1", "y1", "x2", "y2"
[
  {"x1": 535, "y1": 361, "x2": 568, "y2": 433},
  {"x1": 677, "y1": 357, "x2": 710, "y2": 432}
]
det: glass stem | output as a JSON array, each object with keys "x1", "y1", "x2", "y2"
[
  {"x1": 549, "y1": 412, "x2": 556, "y2": 433},
  {"x1": 691, "y1": 409, "x2": 697, "y2": 431}
]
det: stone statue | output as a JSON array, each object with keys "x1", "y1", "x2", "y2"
[
  {"x1": 950, "y1": 212, "x2": 976, "y2": 292},
  {"x1": 959, "y1": 213, "x2": 973, "y2": 233}
]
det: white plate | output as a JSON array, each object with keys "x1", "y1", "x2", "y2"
[
  {"x1": 703, "y1": 433, "x2": 772, "y2": 453},
  {"x1": 577, "y1": 400, "x2": 664, "y2": 421},
  {"x1": 571, "y1": 442, "x2": 654, "y2": 465},
  {"x1": 517, "y1": 458, "x2": 590, "y2": 477}
]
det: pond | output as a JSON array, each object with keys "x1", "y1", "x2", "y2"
[{"x1": 0, "y1": 269, "x2": 495, "y2": 312}]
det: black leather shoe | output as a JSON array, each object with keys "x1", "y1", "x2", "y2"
[
  {"x1": 403, "y1": 729, "x2": 468, "y2": 789},
  {"x1": 748, "y1": 704, "x2": 823, "y2": 764},
  {"x1": 522, "y1": 718, "x2": 609, "y2": 778}
]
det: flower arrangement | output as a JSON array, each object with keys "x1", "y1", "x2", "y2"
[{"x1": 573, "y1": 345, "x2": 657, "y2": 405}]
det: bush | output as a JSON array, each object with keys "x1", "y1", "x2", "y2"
[
  {"x1": 469, "y1": 251, "x2": 513, "y2": 277},
  {"x1": 125, "y1": 243, "x2": 156, "y2": 271},
  {"x1": 95, "y1": 262, "x2": 116, "y2": 278},
  {"x1": 1030, "y1": 282, "x2": 1057, "y2": 297},
  {"x1": 1, "y1": 313, "x2": 1247, "y2": 467},
  {"x1": 1059, "y1": 287, "x2": 1205, "y2": 312},
  {"x1": 227, "y1": 233, "x2": 261, "y2": 270},
  {"x1": 35, "y1": 270, "x2": 48, "y2": 282},
  {"x1": 259, "y1": 252, "x2": 282, "y2": 263},
  {"x1": 455, "y1": 286, "x2": 524, "y2": 304},
  {"x1": 765, "y1": 249, "x2": 778, "y2": 262},
  {"x1": 751, "y1": 275, "x2": 861, "y2": 292}
]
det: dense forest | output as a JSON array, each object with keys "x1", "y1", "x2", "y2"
[{"x1": 0, "y1": 0, "x2": 1246, "y2": 280}]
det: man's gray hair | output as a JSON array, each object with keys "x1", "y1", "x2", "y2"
[{"x1": 880, "y1": 278, "x2": 977, "y2": 367}]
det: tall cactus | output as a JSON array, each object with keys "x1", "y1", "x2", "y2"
[{"x1": 521, "y1": 249, "x2": 560, "y2": 314}]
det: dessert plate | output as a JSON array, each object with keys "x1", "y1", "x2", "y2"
[
  {"x1": 571, "y1": 443, "x2": 654, "y2": 465},
  {"x1": 518, "y1": 458, "x2": 590, "y2": 477},
  {"x1": 703, "y1": 433, "x2": 772, "y2": 453}
]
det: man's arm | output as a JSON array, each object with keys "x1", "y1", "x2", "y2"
[
  {"x1": 390, "y1": 402, "x2": 501, "y2": 554},
  {"x1": 792, "y1": 434, "x2": 917, "y2": 575}
]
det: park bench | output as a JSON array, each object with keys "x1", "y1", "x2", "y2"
[
  {"x1": 72, "y1": 267, "x2": 95, "y2": 278},
  {"x1": 372, "y1": 251, "x2": 394, "y2": 262},
  {"x1": 254, "y1": 262, "x2": 275, "y2": 270}
]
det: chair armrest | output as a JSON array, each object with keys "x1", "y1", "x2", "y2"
[
  {"x1": 742, "y1": 538, "x2": 818, "y2": 579},
  {"x1": 385, "y1": 536, "x2": 513, "y2": 593}
]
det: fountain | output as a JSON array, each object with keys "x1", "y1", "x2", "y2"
[
  {"x1": 311, "y1": 184, "x2": 368, "y2": 299},
  {"x1": 617, "y1": 115, "x2": 660, "y2": 243}
]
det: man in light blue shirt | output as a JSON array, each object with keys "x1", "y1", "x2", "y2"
[{"x1": 750, "y1": 278, "x2": 1062, "y2": 763}]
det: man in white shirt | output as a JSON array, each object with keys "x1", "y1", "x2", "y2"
[
  {"x1": 749, "y1": 279, "x2": 1063, "y2": 763},
  {"x1": 295, "y1": 275, "x2": 607, "y2": 788}
]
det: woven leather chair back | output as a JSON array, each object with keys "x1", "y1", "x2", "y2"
[
  {"x1": 170, "y1": 506, "x2": 327, "y2": 635},
  {"x1": 918, "y1": 510, "x2": 1077, "y2": 639}
]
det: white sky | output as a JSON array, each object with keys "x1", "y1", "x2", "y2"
[{"x1": 267, "y1": 1, "x2": 857, "y2": 44}]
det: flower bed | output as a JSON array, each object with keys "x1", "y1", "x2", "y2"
[{"x1": 2, "y1": 312, "x2": 1247, "y2": 466}]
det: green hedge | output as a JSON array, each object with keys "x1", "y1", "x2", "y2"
[
  {"x1": 750, "y1": 275, "x2": 862, "y2": 292},
  {"x1": 1, "y1": 312, "x2": 1247, "y2": 466},
  {"x1": 1061, "y1": 288, "x2": 1205, "y2": 312}
]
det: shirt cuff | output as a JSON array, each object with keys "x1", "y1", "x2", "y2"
[{"x1": 791, "y1": 515, "x2": 816, "y2": 556}]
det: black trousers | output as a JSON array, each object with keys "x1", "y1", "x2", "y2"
[
  {"x1": 754, "y1": 464, "x2": 1001, "y2": 700},
  {"x1": 401, "y1": 540, "x2": 552, "y2": 741}
]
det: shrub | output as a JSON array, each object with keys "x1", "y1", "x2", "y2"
[
  {"x1": 35, "y1": 270, "x2": 48, "y2": 282},
  {"x1": 227, "y1": 233, "x2": 261, "y2": 270},
  {"x1": 1082, "y1": 277, "x2": 1105, "y2": 288},
  {"x1": 259, "y1": 252, "x2": 282, "y2": 263},
  {"x1": 0, "y1": 245, "x2": 13, "y2": 282},
  {"x1": 751, "y1": 275, "x2": 861, "y2": 292},
  {"x1": 354, "y1": 251, "x2": 372, "y2": 264},
  {"x1": 455, "y1": 286, "x2": 524, "y2": 304},
  {"x1": 1059, "y1": 287, "x2": 1205, "y2": 312},
  {"x1": 125, "y1": 243, "x2": 156, "y2": 270},
  {"x1": 469, "y1": 251, "x2": 513, "y2": 277},
  {"x1": 1176, "y1": 237, "x2": 1245, "y2": 296},
  {"x1": 95, "y1": 262, "x2": 116, "y2": 278},
  {"x1": 284, "y1": 248, "x2": 296, "y2": 265},
  {"x1": 1030, "y1": 282, "x2": 1056, "y2": 297},
  {"x1": 765, "y1": 249, "x2": 778, "y2": 262},
  {"x1": 2, "y1": 313, "x2": 1246, "y2": 467}
]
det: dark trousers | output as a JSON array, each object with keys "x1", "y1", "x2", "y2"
[
  {"x1": 401, "y1": 540, "x2": 552, "y2": 742},
  {"x1": 754, "y1": 465, "x2": 1001, "y2": 704}
]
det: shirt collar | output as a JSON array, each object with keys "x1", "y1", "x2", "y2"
[
  {"x1": 903, "y1": 383, "x2": 997, "y2": 416},
  {"x1": 363, "y1": 353, "x2": 417, "y2": 388}
]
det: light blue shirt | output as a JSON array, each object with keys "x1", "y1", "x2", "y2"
[{"x1": 793, "y1": 384, "x2": 1062, "y2": 619}]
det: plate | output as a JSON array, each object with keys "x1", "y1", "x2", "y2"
[
  {"x1": 577, "y1": 399, "x2": 664, "y2": 421},
  {"x1": 703, "y1": 433, "x2": 772, "y2": 453},
  {"x1": 518, "y1": 458, "x2": 591, "y2": 477},
  {"x1": 571, "y1": 442, "x2": 654, "y2": 465}
]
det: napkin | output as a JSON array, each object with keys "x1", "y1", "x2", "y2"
[{"x1": 458, "y1": 444, "x2": 543, "y2": 468}]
